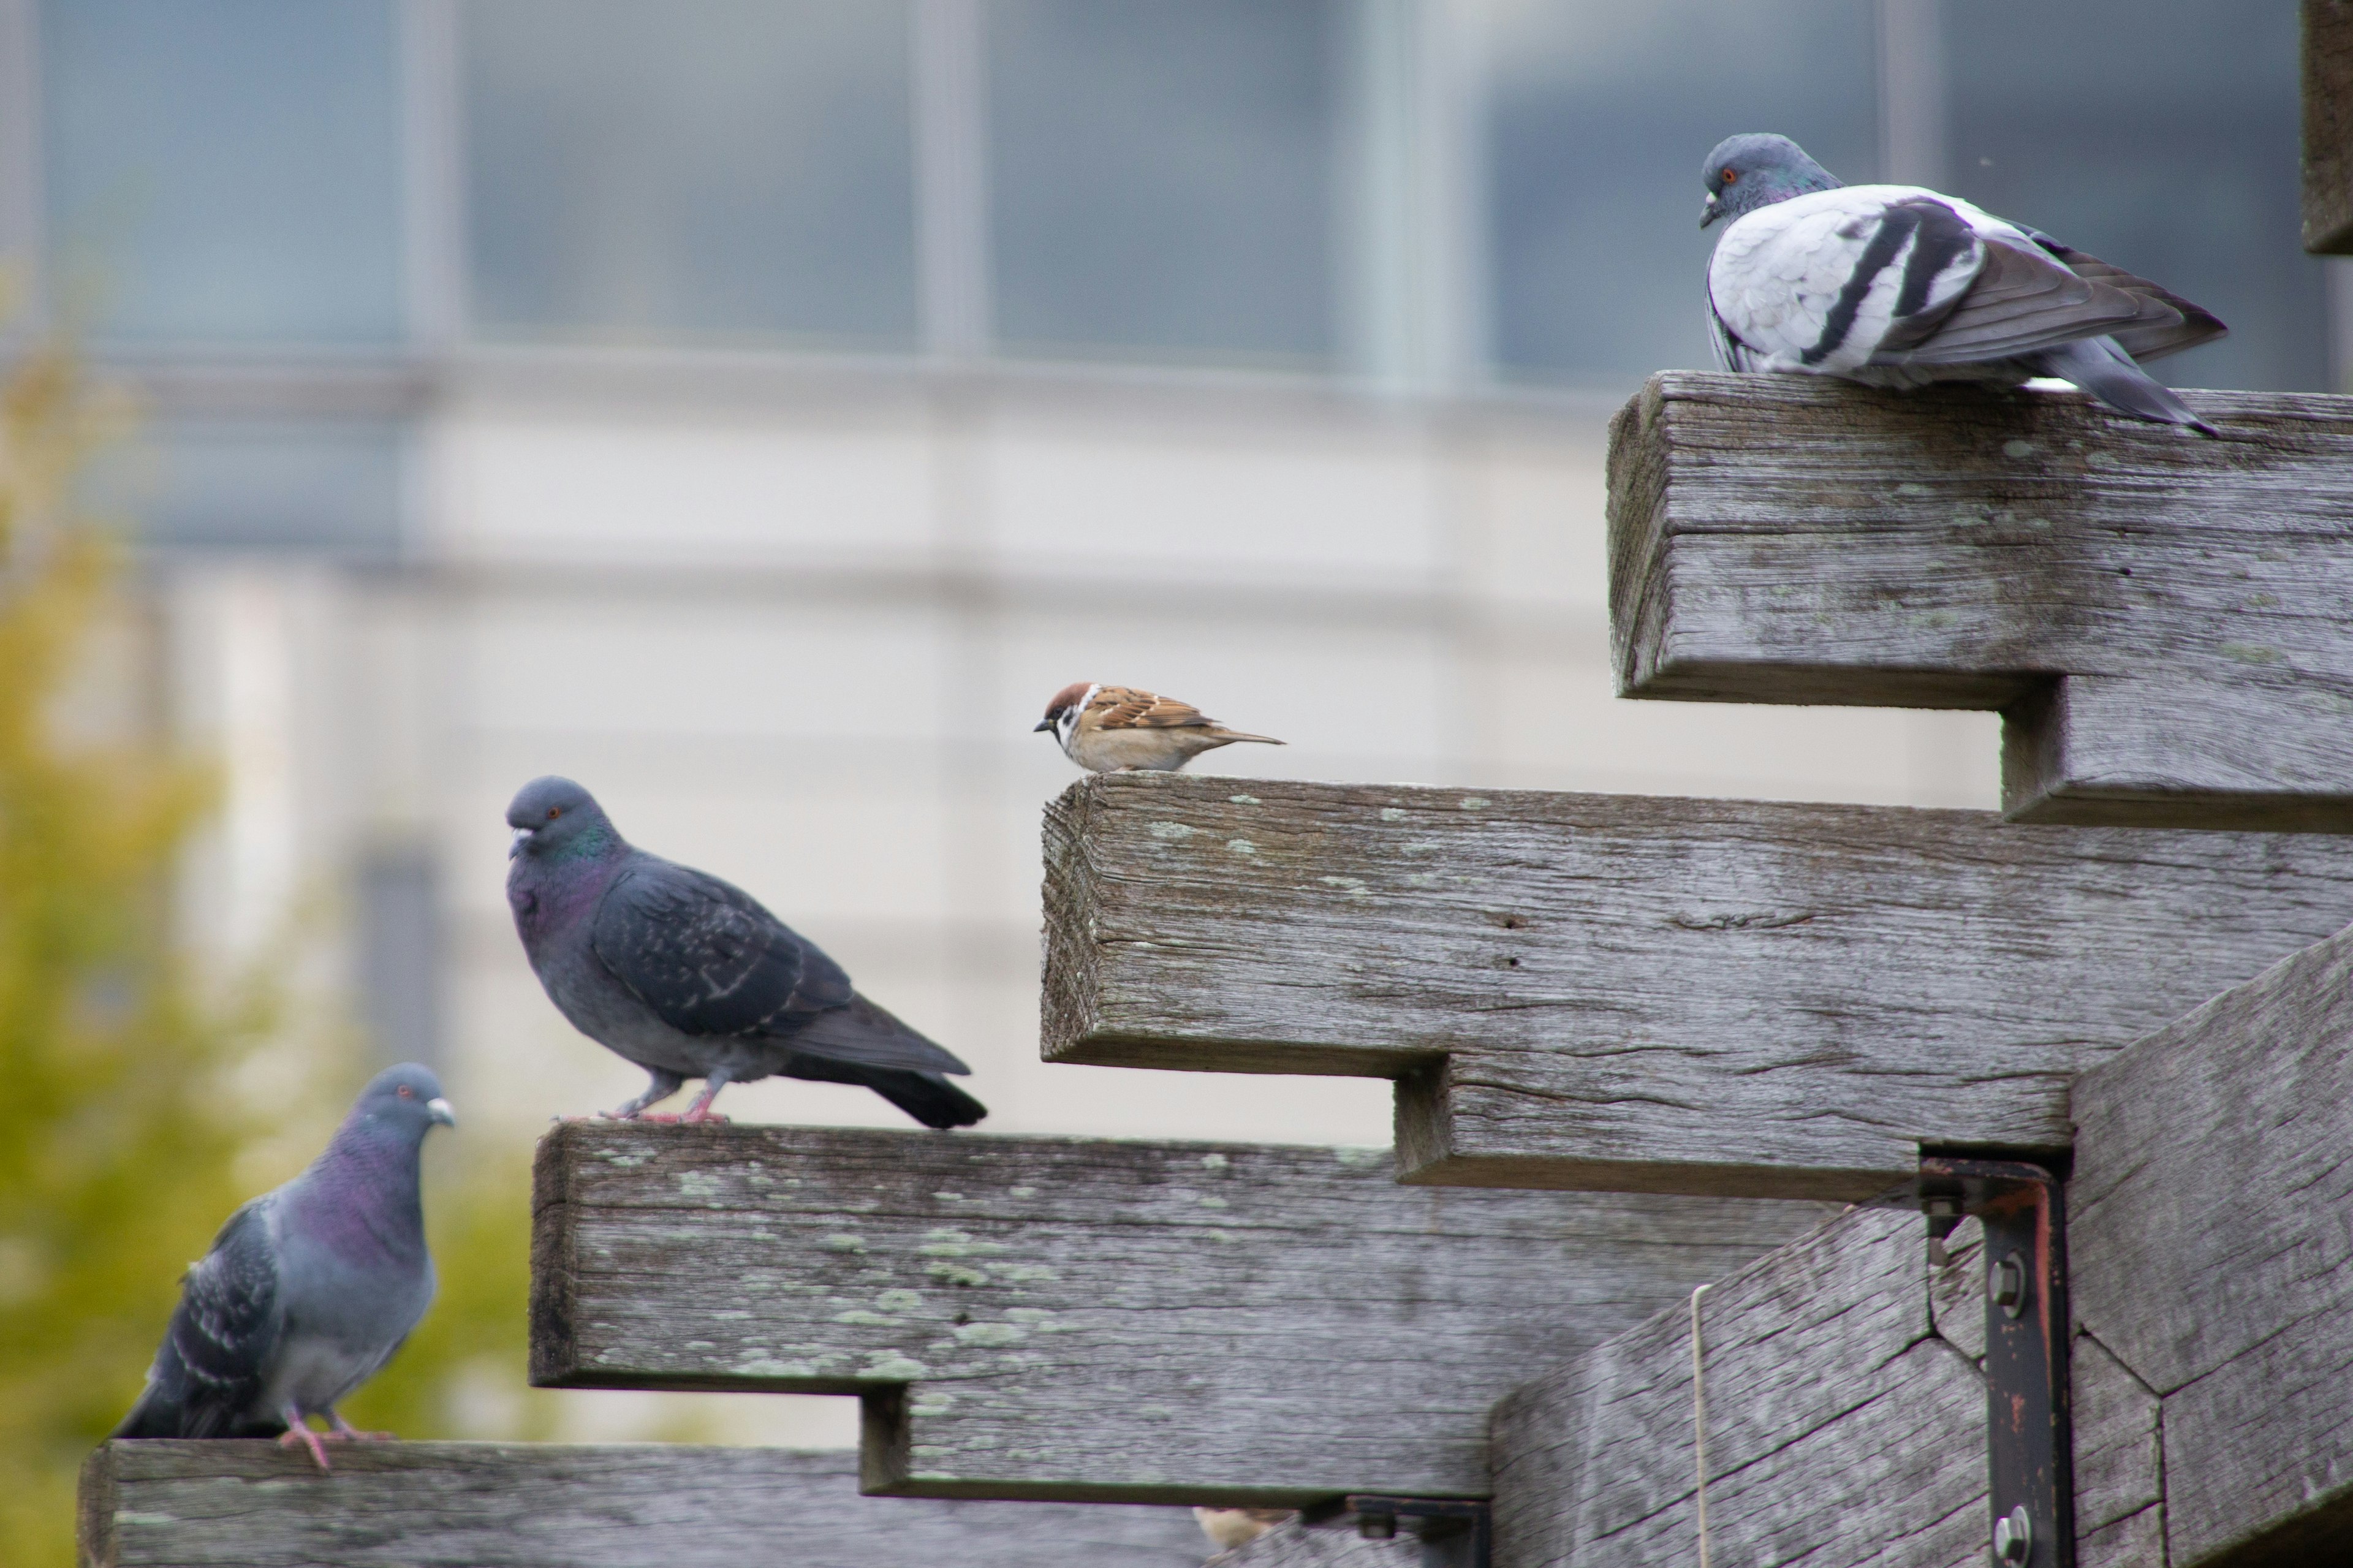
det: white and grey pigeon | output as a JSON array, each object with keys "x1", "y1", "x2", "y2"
[
  {"x1": 504, "y1": 776, "x2": 985, "y2": 1129},
  {"x1": 113, "y1": 1064, "x2": 454, "y2": 1469},
  {"x1": 1700, "y1": 133, "x2": 2226, "y2": 433}
]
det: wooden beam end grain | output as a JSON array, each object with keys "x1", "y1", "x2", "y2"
[{"x1": 2308, "y1": 0, "x2": 2353, "y2": 252}]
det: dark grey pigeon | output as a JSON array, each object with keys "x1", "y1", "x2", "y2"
[
  {"x1": 113, "y1": 1064, "x2": 453, "y2": 1469},
  {"x1": 1700, "y1": 133, "x2": 2225, "y2": 433},
  {"x1": 503, "y1": 776, "x2": 986, "y2": 1129}
]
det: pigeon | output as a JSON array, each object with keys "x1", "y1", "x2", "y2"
[
  {"x1": 113, "y1": 1064, "x2": 455, "y2": 1470},
  {"x1": 504, "y1": 776, "x2": 985, "y2": 1128},
  {"x1": 1700, "y1": 133, "x2": 2226, "y2": 433},
  {"x1": 1036, "y1": 683, "x2": 1284, "y2": 773}
]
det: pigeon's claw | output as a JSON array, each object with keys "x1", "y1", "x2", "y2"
[
  {"x1": 278, "y1": 1417, "x2": 334, "y2": 1472},
  {"x1": 327, "y1": 1412, "x2": 396, "y2": 1442},
  {"x1": 676, "y1": 1104, "x2": 731, "y2": 1126}
]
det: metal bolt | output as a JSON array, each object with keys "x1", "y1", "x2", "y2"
[
  {"x1": 1991, "y1": 1504, "x2": 2033, "y2": 1564},
  {"x1": 1987, "y1": 1253, "x2": 2027, "y2": 1318},
  {"x1": 1358, "y1": 1512, "x2": 1396, "y2": 1540}
]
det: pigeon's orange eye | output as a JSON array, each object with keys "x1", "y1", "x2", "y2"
[
  {"x1": 547, "y1": 807, "x2": 562, "y2": 820},
  {"x1": 397, "y1": 1085, "x2": 414, "y2": 1097},
  {"x1": 1721, "y1": 168, "x2": 1738, "y2": 184}
]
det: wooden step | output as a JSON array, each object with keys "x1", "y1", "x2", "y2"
[
  {"x1": 1045, "y1": 773, "x2": 2353, "y2": 1199},
  {"x1": 77, "y1": 1442, "x2": 1208, "y2": 1567},
  {"x1": 529, "y1": 1123, "x2": 1830, "y2": 1504},
  {"x1": 1608, "y1": 371, "x2": 2353, "y2": 831}
]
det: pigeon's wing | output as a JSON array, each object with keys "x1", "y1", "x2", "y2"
[
  {"x1": 1089, "y1": 687, "x2": 1219, "y2": 730},
  {"x1": 591, "y1": 857, "x2": 857, "y2": 1039},
  {"x1": 789, "y1": 991, "x2": 972, "y2": 1077},
  {"x1": 1707, "y1": 188, "x2": 1985, "y2": 373},
  {"x1": 1871, "y1": 236, "x2": 2184, "y2": 368},
  {"x1": 2020, "y1": 230, "x2": 2227, "y2": 362},
  {"x1": 115, "y1": 1199, "x2": 284, "y2": 1439}
]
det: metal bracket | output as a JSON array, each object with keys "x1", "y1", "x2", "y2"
[
  {"x1": 1904, "y1": 1157, "x2": 2075, "y2": 1568},
  {"x1": 1297, "y1": 1495, "x2": 1490, "y2": 1567}
]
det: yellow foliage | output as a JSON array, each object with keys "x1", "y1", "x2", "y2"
[{"x1": 0, "y1": 347, "x2": 259, "y2": 1562}]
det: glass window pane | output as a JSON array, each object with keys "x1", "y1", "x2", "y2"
[
  {"x1": 92, "y1": 419, "x2": 407, "y2": 561},
  {"x1": 988, "y1": 0, "x2": 1339, "y2": 368},
  {"x1": 1944, "y1": 1, "x2": 2321, "y2": 393},
  {"x1": 1486, "y1": 0, "x2": 1879, "y2": 389},
  {"x1": 40, "y1": 0, "x2": 406, "y2": 344},
  {"x1": 463, "y1": 0, "x2": 918, "y2": 349}
]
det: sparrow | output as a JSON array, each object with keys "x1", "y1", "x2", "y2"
[
  {"x1": 1196, "y1": 1508, "x2": 1294, "y2": 1553},
  {"x1": 1034, "y1": 683, "x2": 1284, "y2": 773}
]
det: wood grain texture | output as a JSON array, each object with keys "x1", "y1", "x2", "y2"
[
  {"x1": 1489, "y1": 1208, "x2": 1983, "y2": 1568},
  {"x1": 530, "y1": 1123, "x2": 1830, "y2": 1504},
  {"x1": 1488, "y1": 1206, "x2": 2162, "y2": 1568},
  {"x1": 77, "y1": 1441, "x2": 1208, "y2": 1568},
  {"x1": 2310, "y1": 0, "x2": 2353, "y2": 252},
  {"x1": 1044, "y1": 771, "x2": 2353, "y2": 1199},
  {"x1": 1607, "y1": 371, "x2": 2353, "y2": 830},
  {"x1": 2072, "y1": 923, "x2": 2353, "y2": 1567}
]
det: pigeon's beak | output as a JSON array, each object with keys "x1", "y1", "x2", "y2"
[
  {"x1": 509, "y1": 827, "x2": 535, "y2": 859},
  {"x1": 1033, "y1": 718, "x2": 1056, "y2": 733},
  {"x1": 427, "y1": 1097, "x2": 457, "y2": 1129},
  {"x1": 1700, "y1": 194, "x2": 1722, "y2": 230}
]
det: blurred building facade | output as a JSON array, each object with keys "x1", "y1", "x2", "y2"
[{"x1": 0, "y1": 0, "x2": 2328, "y2": 1287}]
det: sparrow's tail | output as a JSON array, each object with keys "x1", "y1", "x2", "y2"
[
  {"x1": 1207, "y1": 730, "x2": 1284, "y2": 746},
  {"x1": 784, "y1": 1056, "x2": 988, "y2": 1129},
  {"x1": 2033, "y1": 336, "x2": 2217, "y2": 436}
]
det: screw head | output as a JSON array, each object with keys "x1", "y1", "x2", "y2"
[
  {"x1": 1992, "y1": 1504, "x2": 2033, "y2": 1565},
  {"x1": 1987, "y1": 1254, "x2": 2027, "y2": 1318}
]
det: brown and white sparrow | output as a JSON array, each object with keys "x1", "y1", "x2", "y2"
[{"x1": 1034, "y1": 683, "x2": 1284, "y2": 773}]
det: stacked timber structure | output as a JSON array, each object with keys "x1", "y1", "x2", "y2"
[
  {"x1": 85, "y1": 350, "x2": 2353, "y2": 1561},
  {"x1": 77, "y1": 20, "x2": 2353, "y2": 1567}
]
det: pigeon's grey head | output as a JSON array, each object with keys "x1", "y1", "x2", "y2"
[
  {"x1": 1700, "y1": 134, "x2": 1842, "y2": 229},
  {"x1": 350, "y1": 1062, "x2": 457, "y2": 1142},
  {"x1": 506, "y1": 775, "x2": 620, "y2": 862}
]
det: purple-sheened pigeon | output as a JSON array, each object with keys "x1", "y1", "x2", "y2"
[
  {"x1": 1700, "y1": 133, "x2": 2226, "y2": 433},
  {"x1": 113, "y1": 1064, "x2": 454, "y2": 1469},
  {"x1": 502, "y1": 776, "x2": 985, "y2": 1129}
]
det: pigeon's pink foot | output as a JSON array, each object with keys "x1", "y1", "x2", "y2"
[
  {"x1": 676, "y1": 1105, "x2": 731, "y2": 1126},
  {"x1": 326, "y1": 1418, "x2": 396, "y2": 1443},
  {"x1": 629, "y1": 1111, "x2": 685, "y2": 1124},
  {"x1": 278, "y1": 1422, "x2": 334, "y2": 1471}
]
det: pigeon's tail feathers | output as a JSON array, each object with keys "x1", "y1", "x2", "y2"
[
  {"x1": 784, "y1": 1056, "x2": 988, "y2": 1129},
  {"x1": 2034, "y1": 336, "x2": 2218, "y2": 436},
  {"x1": 789, "y1": 993, "x2": 972, "y2": 1077}
]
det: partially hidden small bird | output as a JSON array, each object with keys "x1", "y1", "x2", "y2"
[
  {"x1": 504, "y1": 776, "x2": 985, "y2": 1129},
  {"x1": 1196, "y1": 1507, "x2": 1295, "y2": 1553},
  {"x1": 113, "y1": 1064, "x2": 455, "y2": 1470},
  {"x1": 1035, "y1": 683, "x2": 1284, "y2": 773},
  {"x1": 1700, "y1": 133, "x2": 2225, "y2": 433}
]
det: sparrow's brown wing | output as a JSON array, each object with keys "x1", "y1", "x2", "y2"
[{"x1": 1089, "y1": 686, "x2": 1219, "y2": 730}]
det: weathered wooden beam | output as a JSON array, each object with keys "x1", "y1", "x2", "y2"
[
  {"x1": 1488, "y1": 1206, "x2": 2162, "y2": 1568},
  {"x1": 2069, "y1": 923, "x2": 2353, "y2": 1566},
  {"x1": 1607, "y1": 371, "x2": 2353, "y2": 831},
  {"x1": 1044, "y1": 773, "x2": 2353, "y2": 1200},
  {"x1": 2309, "y1": 0, "x2": 2353, "y2": 252},
  {"x1": 76, "y1": 1441, "x2": 1208, "y2": 1568},
  {"x1": 529, "y1": 1123, "x2": 1830, "y2": 1504}
]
